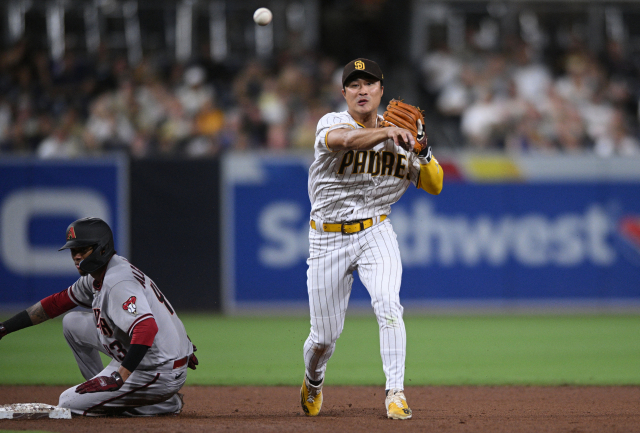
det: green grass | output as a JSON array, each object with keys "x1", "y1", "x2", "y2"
[{"x1": 0, "y1": 314, "x2": 638, "y2": 386}]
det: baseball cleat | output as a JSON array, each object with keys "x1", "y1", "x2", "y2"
[
  {"x1": 173, "y1": 392, "x2": 185, "y2": 415},
  {"x1": 300, "y1": 376, "x2": 323, "y2": 416},
  {"x1": 385, "y1": 388, "x2": 412, "y2": 420}
]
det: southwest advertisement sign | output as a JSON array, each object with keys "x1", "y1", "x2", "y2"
[
  {"x1": 0, "y1": 157, "x2": 128, "y2": 305},
  {"x1": 223, "y1": 154, "x2": 640, "y2": 311}
]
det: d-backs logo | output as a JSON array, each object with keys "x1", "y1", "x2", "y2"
[
  {"x1": 122, "y1": 296, "x2": 137, "y2": 315},
  {"x1": 66, "y1": 227, "x2": 76, "y2": 241}
]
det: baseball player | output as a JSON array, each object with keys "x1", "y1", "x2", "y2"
[
  {"x1": 301, "y1": 58, "x2": 443, "y2": 420},
  {"x1": 0, "y1": 217, "x2": 198, "y2": 416}
]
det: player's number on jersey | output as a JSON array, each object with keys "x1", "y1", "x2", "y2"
[
  {"x1": 150, "y1": 280, "x2": 175, "y2": 315},
  {"x1": 130, "y1": 263, "x2": 175, "y2": 315},
  {"x1": 107, "y1": 340, "x2": 127, "y2": 361}
]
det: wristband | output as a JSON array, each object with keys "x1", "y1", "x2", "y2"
[
  {"x1": 111, "y1": 371, "x2": 124, "y2": 387},
  {"x1": 120, "y1": 344, "x2": 150, "y2": 372},
  {"x1": 2, "y1": 310, "x2": 33, "y2": 334},
  {"x1": 418, "y1": 146, "x2": 432, "y2": 163}
]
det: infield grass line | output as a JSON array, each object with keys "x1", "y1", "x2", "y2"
[{"x1": 0, "y1": 313, "x2": 637, "y2": 386}]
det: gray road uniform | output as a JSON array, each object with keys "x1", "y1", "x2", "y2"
[{"x1": 58, "y1": 254, "x2": 193, "y2": 416}]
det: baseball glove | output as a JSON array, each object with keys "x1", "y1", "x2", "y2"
[{"x1": 380, "y1": 99, "x2": 428, "y2": 154}]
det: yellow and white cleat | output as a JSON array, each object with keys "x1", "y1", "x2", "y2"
[
  {"x1": 300, "y1": 376, "x2": 323, "y2": 416},
  {"x1": 385, "y1": 388, "x2": 412, "y2": 420}
]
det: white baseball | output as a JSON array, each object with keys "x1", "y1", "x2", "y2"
[{"x1": 253, "y1": 7, "x2": 272, "y2": 26}]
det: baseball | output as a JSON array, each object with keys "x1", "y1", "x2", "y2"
[{"x1": 253, "y1": 7, "x2": 272, "y2": 26}]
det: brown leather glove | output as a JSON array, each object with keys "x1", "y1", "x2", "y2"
[{"x1": 380, "y1": 99, "x2": 428, "y2": 154}]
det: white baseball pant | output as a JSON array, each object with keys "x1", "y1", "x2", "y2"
[
  {"x1": 58, "y1": 311, "x2": 186, "y2": 416},
  {"x1": 303, "y1": 219, "x2": 406, "y2": 390}
]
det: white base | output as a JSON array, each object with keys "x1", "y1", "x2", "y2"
[{"x1": 0, "y1": 403, "x2": 72, "y2": 419}]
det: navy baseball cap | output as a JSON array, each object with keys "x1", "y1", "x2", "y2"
[{"x1": 342, "y1": 58, "x2": 384, "y2": 87}]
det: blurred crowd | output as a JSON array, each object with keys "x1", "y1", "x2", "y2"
[
  {"x1": 0, "y1": 36, "x2": 639, "y2": 158},
  {"x1": 421, "y1": 39, "x2": 640, "y2": 156},
  {"x1": 0, "y1": 40, "x2": 343, "y2": 158}
]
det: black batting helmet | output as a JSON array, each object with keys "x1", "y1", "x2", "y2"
[{"x1": 58, "y1": 217, "x2": 115, "y2": 273}]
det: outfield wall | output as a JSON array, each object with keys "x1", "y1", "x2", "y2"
[
  {"x1": 0, "y1": 154, "x2": 639, "y2": 313},
  {"x1": 0, "y1": 157, "x2": 129, "y2": 306},
  {"x1": 0, "y1": 157, "x2": 222, "y2": 312},
  {"x1": 130, "y1": 159, "x2": 222, "y2": 312},
  {"x1": 223, "y1": 153, "x2": 640, "y2": 313}
]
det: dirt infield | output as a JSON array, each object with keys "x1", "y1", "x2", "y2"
[{"x1": 1, "y1": 385, "x2": 639, "y2": 432}]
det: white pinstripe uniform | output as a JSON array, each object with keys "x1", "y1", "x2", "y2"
[{"x1": 303, "y1": 110, "x2": 431, "y2": 390}]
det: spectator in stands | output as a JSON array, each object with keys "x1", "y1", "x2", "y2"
[
  {"x1": 436, "y1": 65, "x2": 475, "y2": 118},
  {"x1": 290, "y1": 102, "x2": 329, "y2": 149},
  {"x1": 37, "y1": 123, "x2": 82, "y2": 159},
  {"x1": 1, "y1": 26, "x2": 639, "y2": 157},
  {"x1": 510, "y1": 43, "x2": 552, "y2": 109},
  {"x1": 420, "y1": 44, "x2": 463, "y2": 98},
  {"x1": 84, "y1": 94, "x2": 135, "y2": 152},
  {"x1": 135, "y1": 77, "x2": 170, "y2": 135},
  {"x1": 579, "y1": 85, "x2": 615, "y2": 144},
  {"x1": 176, "y1": 66, "x2": 215, "y2": 118},
  {"x1": 460, "y1": 87, "x2": 504, "y2": 149},
  {"x1": 554, "y1": 53, "x2": 597, "y2": 106},
  {"x1": 594, "y1": 109, "x2": 640, "y2": 157},
  {"x1": 184, "y1": 98, "x2": 225, "y2": 157},
  {"x1": 158, "y1": 97, "x2": 192, "y2": 155},
  {"x1": 16, "y1": 111, "x2": 55, "y2": 154},
  {"x1": 505, "y1": 101, "x2": 555, "y2": 154}
]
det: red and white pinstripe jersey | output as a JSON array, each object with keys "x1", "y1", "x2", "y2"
[
  {"x1": 309, "y1": 111, "x2": 423, "y2": 223},
  {"x1": 66, "y1": 255, "x2": 192, "y2": 369}
]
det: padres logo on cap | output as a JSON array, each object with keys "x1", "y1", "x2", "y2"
[{"x1": 355, "y1": 60, "x2": 365, "y2": 70}]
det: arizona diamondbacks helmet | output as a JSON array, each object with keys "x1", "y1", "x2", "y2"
[{"x1": 58, "y1": 217, "x2": 115, "y2": 273}]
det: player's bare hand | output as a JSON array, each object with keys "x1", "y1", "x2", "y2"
[
  {"x1": 76, "y1": 371, "x2": 124, "y2": 394},
  {"x1": 0, "y1": 323, "x2": 6, "y2": 340},
  {"x1": 386, "y1": 127, "x2": 415, "y2": 151},
  {"x1": 188, "y1": 344, "x2": 199, "y2": 370}
]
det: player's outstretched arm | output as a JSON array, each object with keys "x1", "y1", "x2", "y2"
[
  {"x1": 0, "y1": 301, "x2": 51, "y2": 340},
  {"x1": 26, "y1": 302, "x2": 50, "y2": 325},
  {"x1": 416, "y1": 148, "x2": 443, "y2": 195},
  {"x1": 0, "y1": 286, "x2": 84, "y2": 340},
  {"x1": 327, "y1": 126, "x2": 415, "y2": 151}
]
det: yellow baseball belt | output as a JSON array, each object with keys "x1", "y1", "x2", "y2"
[{"x1": 310, "y1": 215, "x2": 386, "y2": 234}]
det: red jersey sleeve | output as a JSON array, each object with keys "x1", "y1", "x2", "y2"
[
  {"x1": 130, "y1": 317, "x2": 158, "y2": 347},
  {"x1": 40, "y1": 288, "x2": 78, "y2": 319}
]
